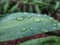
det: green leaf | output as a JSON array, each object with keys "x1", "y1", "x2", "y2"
[
  {"x1": 54, "y1": 1, "x2": 60, "y2": 10},
  {"x1": 35, "y1": 5, "x2": 41, "y2": 13},
  {"x1": 4, "y1": 1, "x2": 9, "y2": 13},
  {"x1": 18, "y1": 36, "x2": 60, "y2": 45},
  {"x1": 0, "y1": 12, "x2": 60, "y2": 42},
  {"x1": 29, "y1": 4, "x2": 33, "y2": 12},
  {"x1": 9, "y1": 2, "x2": 19, "y2": 13},
  {"x1": 23, "y1": 4, "x2": 26, "y2": 12}
]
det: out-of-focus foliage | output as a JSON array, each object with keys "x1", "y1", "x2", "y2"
[
  {"x1": 0, "y1": 1, "x2": 19, "y2": 14},
  {"x1": 0, "y1": 0, "x2": 60, "y2": 15}
]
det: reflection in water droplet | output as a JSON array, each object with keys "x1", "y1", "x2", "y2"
[
  {"x1": 21, "y1": 28, "x2": 27, "y2": 32},
  {"x1": 41, "y1": 29, "x2": 48, "y2": 32},
  {"x1": 16, "y1": 17, "x2": 24, "y2": 21},
  {"x1": 34, "y1": 18, "x2": 40, "y2": 22}
]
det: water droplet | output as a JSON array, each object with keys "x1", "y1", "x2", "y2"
[
  {"x1": 41, "y1": 29, "x2": 48, "y2": 32},
  {"x1": 24, "y1": 13, "x2": 28, "y2": 15},
  {"x1": 43, "y1": 14, "x2": 47, "y2": 17},
  {"x1": 37, "y1": 15, "x2": 40, "y2": 16},
  {"x1": 52, "y1": 27, "x2": 57, "y2": 30},
  {"x1": 27, "y1": 15, "x2": 31, "y2": 18},
  {"x1": 16, "y1": 17, "x2": 24, "y2": 21},
  {"x1": 58, "y1": 23, "x2": 60, "y2": 25},
  {"x1": 21, "y1": 28, "x2": 27, "y2": 32},
  {"x1": 53, "y1": 24, "x2": 57, "y2": 26},
  {"x1": 29, "y1": 27, "x2": 33, "y2": 31},
  {"x1": 49, "y1": 17, "x2": 54, "y2": 20},
  {"x1": 34, "y1": 18, "x2": 40, "y2": 22},
  {"x1": 20, "y1": 36, "x2": 24, "y2": 38}
]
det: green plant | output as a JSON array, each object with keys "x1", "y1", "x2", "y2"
[
  {"x1": 0, "y1": 0, "x2": 60, "y2": 45},
  {"x1": 0, "y1": 0, "x2": 60, "y2": 15},
  {"x1": 0, "y1": 12, "x2": 60, "y2": 42},
  {"x1": 18, "y1": 36, "x2": 60, "y2": 45},
  {"x1": 0, "y1": 1, "x2": 20, "y2": 14}
]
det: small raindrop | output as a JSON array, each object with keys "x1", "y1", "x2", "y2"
[
  {"x1": 58, "y1": 23, "x2": 60, "y2": 25},
  {"x1": 34, "y1": 18, "x2": 40, "y2": 22},
  {"x1": 29, "y1": 27, "x2": 33, "y2": 31},
  {"x1": 44, "y1": 15, "x2": 47, "y2": 16},
  {"x1": 49, "y1": 17, "x2": 54, "y2": 20},
  {"x1": 24, "y1": 13, "x2": 28, "y2": 15},
  {"x1": 21, "y1": 28, "x2": 27, "y2": 32},
  {"x1": 27, "y1": 15, "x2": 31, "y2": 18},
  {"x1": 16, "y1": 17, "x2": 24, "y2": 21},
  {"x1": 41, "y1": 29, "x2": 48, "y2": 33},
  {"x1": 20, "y1": 36, "x2": 25, "y2": 38},
  {"x1": 37, "y1": 15, "x2": 40, "y2": 16},
  {"x1": 53, "y1": 24, "x2": 57, "y2": 26},
  {"x1": 52, "y1": 27, "x2": 57, "y2": 30}
]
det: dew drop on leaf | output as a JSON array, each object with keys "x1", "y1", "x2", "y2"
[
  {"x1": 34, "y1": 18, "x2": 40, "y2": 22},
  {"x1": 41, "y1": 29, "x2": 48, "y2": 32},
  {"x1": 20, "y1": 35, "x2": 25, "y2": 38},
  {"x1": 29, "y1": 27, "x2": 33, "y2": 31},
  {"x1": 49, "y1": 17, "x2": 54, "y2": 20},
  {"x1": 27, "y1": 15, "x2": 31, "y2": 18},
  {"x1": 24, "y1": 13, "x2": 28, "y2": 15},
  {"x1": 53, "y1": 24, "x2": 57, "y2": 26},
  {"x1": 16, "y1": 17, "x2": 24, "y2": 21},
  {"x1": 21, "y1": 28, "x2": 27, "y2": 32},
  {"x1": 52, "y1": 27, "x2": 57, "y2": 30},
  {"x1": 58, "y1": 23, "x2": 60, "y2": 25}
]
